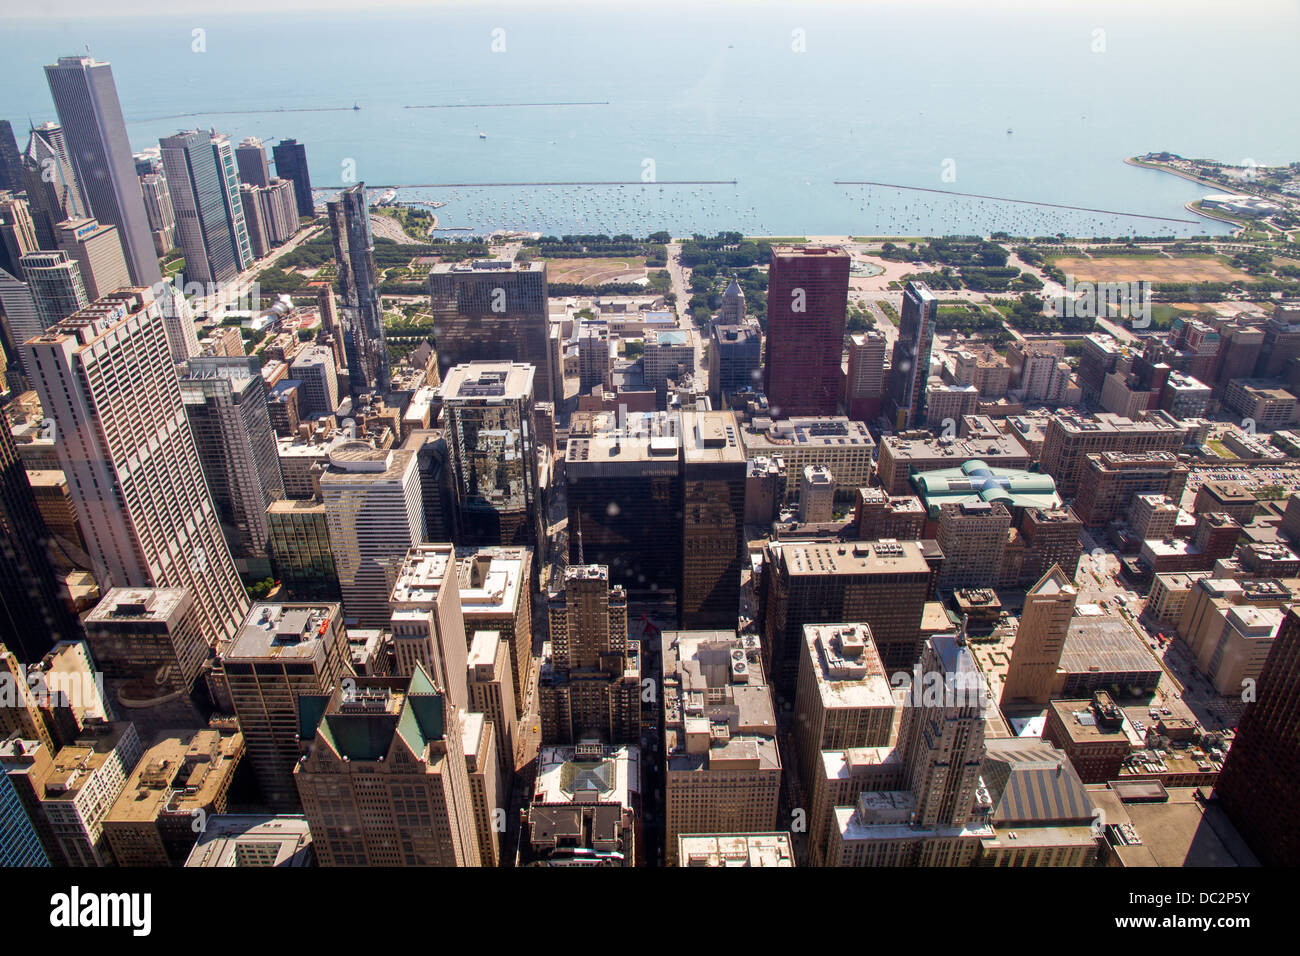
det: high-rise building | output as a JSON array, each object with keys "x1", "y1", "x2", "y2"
[
  {"x1": 83, "y1": 587, "x2": 209, "y2": 706},
  {"x1": 239, "y1": 184, "x2": 269, "y2": 258},
  {"x1": 854, "y1": 488, "x2": 926, "y2": 542},
  {"x1": 44, "y1": 57, "x2": 161, "y2": 287},
  {"x1": 461, "y1": 711, "x2": 505, "y2": 867},
  {"x1": 159, "y1": 130, "x2": 253, "y2": 286},
  {"x1": 266, "y1": 499, "x2": 339, "y2": 600},
  {"x1": 709, "y1": 318, "x2": 761, "y2": 407},
  {"x1": 759, "y1": 539, "x2": 932, "y2": 688},
  {"x1": 845, "y1": 329, "x2": 888, "y2": 421},
  {"x1": 20, "y1": 122, "x2": 86, "y2": 250},
  {"x1": 0, "y1": 268, "x2": 41, "y2": 381},
  {"x1": 0, "y1": 415, "x2": 80, "y2": 662},
  {"x1": 0, "y1": 121, "x2": 23, "y2": 195},
  {"x1": 180, "y1": 355, "x2": 285, "y2": 563},
  {"x1": 763, "y1": 245, "x2": 849, "y2": 417},
  {"x1": 183, "y1": 813, "x2": 314, "y2": 866},
  {"x1": 1039, "y1": 411, "x2": 1186, "y2": 498},
  {"x1": 0, "y1": 738, "x2": 52, "y2": 866},
  {"x1": 798, "y1": 464, "x2": 835, "y2": 523},
  {"x1": 457, "y1": 546, "x2": 534, "y2": 714},
  {"x1": 720, "y1": 277, "x2": 746, "y2": 323},
  {"x1": 0, "y1": 192, "x2": 38, "y2": 277},
  {"x1": 387, "y1": 544, "x2": 469, "y2": 712},
  {"x1": 440, "y1": 362, "x2": 542, "y2": 548},
  {"x1": 295, "y1": 666, "x2": 482, "y2": 866},
  {"x1": 220, "y1": 602, "x2": 349, "y2": 809},
  {"x1": 1000, "y1": 566, "x2": 1077, "y2": 706},
  {"x1": 138, "y1": 171, "x2": 176, "y2": 256},
  {"x1": 20, "y1": 250, "x2": 87, "y2": 330},
  {"x1": 680, "y1": 410, "x2": 746, "y2": 628},
  {"x1": 527, "y1": 741, "x2": 640, "y2": 865},
  {"x1": 1070, "y1": 451, "x2": 1190, "y2": 529},
  {"x1": 270, "y1": 139, "x2": 314, "y2": 218},
  {"x1": 155, "y1": 279, "x2": 199, "y2": 363},
  {"x1": 428, "y1": 260, "x2": 554, "y2": 405},
  {"x1": 889, "y1": 281, "x2": 938, "y2": 429},
  {"x1": 936, "y1": 501, "x2": 1011, "y2": 590},
  {"x1": 321, "y1": 444, "x2": 424, "y2": 627},
  {"x1": 1213, "y1": 606, "x2": 1300, "y2": 866},
  {"x1": 541, "y1": 565, "x2": 639, "y2": 745},
  {"x1": 235, "y1": 137, "x2": 271, "y2": 187},
  {"x1": 53, "y1": 217, "x2": 130, "y2": 301},
  {"x1": 24, "y1": 289, "x2": 249, "y2": 644},
  {"x1": 662, "y1": 629, "x2": 781, "y2": 865},
  {"x1": 467, "y1": 630, "x2": 518, "y2": 779},
  {"x1": 289, "y1": 344, "x2": 340, "y2": 418},
  {"x1": 327, "y1": 183, "x2": 387, "y2": 393}
]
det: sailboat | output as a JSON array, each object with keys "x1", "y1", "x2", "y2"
[{"x1": 479, "y1": 131, "x2": 487, "y2": 139}]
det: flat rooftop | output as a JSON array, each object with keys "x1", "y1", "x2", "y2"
[
  {"x1": 772, "y1": 539, "x2": 930, "y2": 577},
  {"x1": 439, "y1": 362, "x2": 535, "y2": 402},
  {"x1": 225, "y1": 603, "x2": 340, "y2": 661},
  {"x1": 391, "y1": 545, "x2": 456, "y2": 605}
]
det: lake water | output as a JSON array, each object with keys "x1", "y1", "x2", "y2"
[{"x1": 3, "y1": 0, "x2": 1297, "y2": 238}]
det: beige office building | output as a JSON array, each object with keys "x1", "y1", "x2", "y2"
[
  {"x1": 1001, "y1": 566, "x2": 1077, "y2": 706},
  {"x1": 458, "y1": 546, "x2": 534, "y2": 714},
  {"x1": 389, "y1": 544, "x2": 469, "y2": 713},
  {"x1": 467, "y1": 630, "x2": 518, "y2": 779}
]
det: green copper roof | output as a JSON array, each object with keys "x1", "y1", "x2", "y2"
[{"x1": 912, "y1": 460, "x2": 1061, "y2": 518}]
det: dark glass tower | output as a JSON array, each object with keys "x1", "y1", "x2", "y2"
[
  {"x1": 271, "y1": 138, "x2": 315, "y2": 217},
  {"x1": 327, "y1": 183, "x2": 388, "y2": 394}
]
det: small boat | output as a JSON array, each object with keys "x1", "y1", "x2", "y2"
[
  {"x1": 353, "y1": 102, "x2": 360, "y2": 111},
  {"x1": 479, "y1": 131, "x2": 487, "y2": 139},
  {"x1": 1006, "y1": 128, "x2": 1013, "y2": 134}
]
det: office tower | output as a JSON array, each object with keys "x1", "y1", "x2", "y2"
[
  {"x1": 888, "y1": 281, "x2": 938, "y2": 429},
  {"x1": 239, "y1": 184, "x2": 269, "y2": 258},
  {"x1": 266, "y1": 500, "x2": 339, "y2": 600},
  {"x1": 156, "y1": 279, "x2": 199, "y2": 363},
  {"x1": 387, "y1": 544, "x2": 469, "y2": 711},
  {"x1": 662, "y1": 629, "x2": 781, "y2": 865},
  {"x1": 0, "y1": 192, "x2": 38, "y2": 277},
  {"x1": 1039, "y1": 411, "x2": 1186, "y2": 498},
  {"x1": 719, "y1": 276, "x2": 746, "y2": 323},
  {"x1": 759, "y1": 539, "x2": 931, "y2": 689},
  {"x1": 321, "y1": 445, "x2": 423, "y2": 627},
  {"x1": 260, "y1": 179, "x2": 299, "y2": 242},
  {"x1": 0, "y1": 268, "x2": 42, "y2": 381},
  {"x1": 467, "y1": 630, "x2": 518, "y2": 778},
  {"x1": 458, "y1": 546, "x2": 534, "y2": 714},
  {"x1": 898, "y1": 632, "x2": 987, "y2": 828},
  {"x1": 794, "y1": 623, "x2": 895, "y2": 791},
  {"x1": 1000, "y1": 566, "x2": 1076, "y2": 706},
  {"x1": 184, "y1": 813, "x2": 315, "y2": 866},
  {"x1": 0, "y1": 121, "x2": 22, "y2": 194},
  {"x1": 295, "y1": 666, "x2": 482, "y2": 866},
  {"x1": 0, "y1": 415, "x2": 80, "y2": 662},
  {"x1": 327, "y1": 183, "x2": 387, "y2": 393},
  {"x1": 428, "y1": 260, "x2": 554, "y2": 405},
  {"x1": 235, "y1": 137, "x2": 271, "y2": 187},
  {"x1": 270, "y1": 138, "x2": 314, "y2": 217},
  {"x1": 267, "y1": 381, "x2": 301, "y2": 436},
  {"x1": 854, "y1": 488, "x2": 926, "y2": 541},
  {"x1": 461, "y1": 711, "x2": 504, "y2": 867},
  {"x1": 53, "y1": 217, "x2": 130, "y2": 300},
  {"x1": 526, "y1": 741, "x2": 639, "y2": 865},
  {"x1": 578, "y1": 321, "x2": 610, "y2": 392},
  {"x1": 709, "y1": 318, "x2": 761, "y2": 407},
  {"x1": 643, "y1": 328, "x2": 695, "y2": 390},
  {"x1": 24, "y1": 289, "x2": 249, "y2": 644},
  {"x1": 138, "y1": 171, "x2": 176, "y2": 256},
  {"x1": 845, "y1": 329, "x2": 887, "y2": 421},
  {"x1": 936, "y1": 501, "x2": 1011, "y2": 590},
  {"x1": 1018, "y1": 506, "x2": 1083, "y2": 585},
  {"x1": 0, "y1": 738, "x2": 52, "y2": 866},
  {"x1": 680, "y1": 410, "x2": 746, "y2": 628},
  {"x1": 1070, "y1": 451, "x2": 1189, "y2": 528},
  {"x1": 1212, "y1": 607, "x2": 1300, "y2": 866},
  {"x1": 289, "y1": 344, "x2": 340, "y2": 418},
  {"x1": 221, "y1": 602, "x2": 349, "y2": 809},
  {"x1": 20, "y1": 250, "x2": 87, "y2": 329},
  {"x1": 1193, "y1": 479, "x2": 1259, "y2": 526},
  {"x1": 21, "y1": 122, "x2": 86, "y2": 249},
  {"x1": 0, "y1": 644, "x2": 60, "y2": 755},
  {"x1": 159, "y1": 130, "x2": 253, "y2": 286},
  {"x1": 25, "y1": 641, "x2": 113, "y2": 749},
  {"x1": 180, "y1": 355, "x2": 285, "y2": 564},
  {"x1": 38, "y1": 720, "x2": 144, "y2": 866},
  {"x1": 44, "y1": 56, "x2": 161, "y2": 287},
  {"x1": 440, "y1": 362, "x2": 542, "y2": 548},
  {"x1": 540, "y1": 565, "x2": 639, "y2": 745},
  {"x1": 102, "y1": 728, "x2": 243, "y2": 866},
  {"x1": 763, "y1": 245, "x2": 849, "y2": 417},
  {"x1": 738, "y1": 415, "x2": 876, "y2": 501}
]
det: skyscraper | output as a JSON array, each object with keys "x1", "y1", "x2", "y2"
[
  {"x1": 24, "y1": 288, "x2": 250, "y2": 644},
  {"x1": 20, "y1": 122, "x2": 86, "y2": 250},
  {"x1": 320, "y1": 444, "x2": 424, "y2": 627},
  {"x1": 540, "y1": 565, "x2": 640, "y2": 745},
  {"x1": 0, "y1": 414, "x2": 81, "y2": 663},
  {"x1": 159, "y1": 130, "x2": 253, "y2": 286},
  {"x1": 720, "y1": 276, "x2": 746, "y2": 323},
  {"x1": 44, "y1": 57, "x2": 161, "y2": 287},
  {"x1": 0, "y1": 120, "x2": 23, "y2": 195},
  {"x1": 388, "y1": 544, "x2": 469, "y2": 713},
  {"x1": 235, "y1": 137, "x2": 271, "y2": 187},
  {"x1": 679, "y1": 410, "x2": 746, "y2": 629},
  {"x1": 763, "y1": 245, "x2": 849, "y2": 418},
  {"x1": 889, "y1": 281, "x2": 937, "y2": 429},
  {"x1": 328, "y1": 183, "x2": 387, "y2": 393},
  {"x1": 20, "y1": 250, "x2": 87, "y2": 330},
  {"x1": 295, "y1": 666, "x2": 482, "y2": 866},
  {"x1": 427, "y1": 260, "x2": 555, "y2": 406},
  {"x1": 1000, "y1": 566, "x2": 1077, "y2": 706},
  {"x1": 54, "y1": 217, "x2": 131, "y2": 300},
  {"x1": 1213, "y1": 606, "x2": 1300, "y2": 866},
  {"x1": 0, "y1": 192, "x2": 38, "y2": 277},
  {"x1": 0, "y1": 268, "x2": 41, "y2": 380},
  {"x1": 439, "y1": 362, "x2": 542, "y2": 548},
  {"x1": 708, "y1": 318, "x2": 761, "y2": 407},
  {"x1": 179, "y1": 356, "x2": 286, "y2": 565},
  {"x1": 138, "y1": 171, "x2": 176, "y2": 256},
  {"x1": 270, "y1": 138, "x2": 314, "y2": 218}
]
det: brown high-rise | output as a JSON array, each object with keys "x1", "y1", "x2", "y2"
[
  {"x1": 1213, "y1": 606, "x2": 1300, "y2": 866},
  {"x1": 1000, "y1": 566, "x2": 1076, "y2": 706},
  {"x1": 763, "y1": 246, "x2": 849, "y2": 418}
]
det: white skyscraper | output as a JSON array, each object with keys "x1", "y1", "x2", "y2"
[{"x1": 23, "y1": 288, "x2": 249, "y2": 643}]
